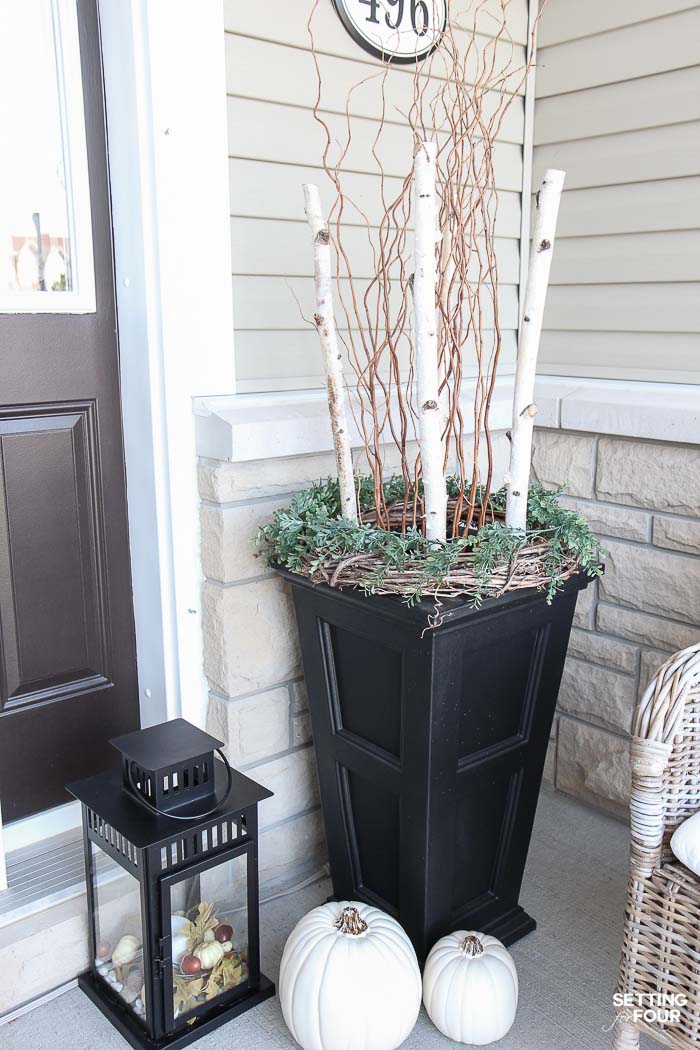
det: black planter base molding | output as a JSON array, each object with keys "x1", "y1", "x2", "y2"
[
  {"x1": 280, "y1": 568, "x2": 590, "y2": 962},
  {"x1": 78, "y1": 972, "x2": 275, "y2": 1050}
]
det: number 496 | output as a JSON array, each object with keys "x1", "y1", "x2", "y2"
[{"x1": 359, "y1": 0, "x2": 431, "y2": 36}]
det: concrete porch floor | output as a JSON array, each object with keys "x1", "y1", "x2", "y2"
[{"x1": 2, "y1": 787, "x2": 655, "y2": 1050}]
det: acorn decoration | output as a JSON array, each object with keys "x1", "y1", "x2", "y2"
[
  {"x1": 180, "y1": 954, "x2": 202, "y2": 976},
  {"x1": 170, "y1": 901, "x2": 244, "y2": 1018}
]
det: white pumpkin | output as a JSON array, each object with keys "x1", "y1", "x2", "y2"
[
  {"x1": 279, "y1": 901, "x2": 421, "y2": 1050},
  {"x1": 423, "y1": 931, "x2": 518, "y2": 1045},
  {"x1": 171, "y1": 915, "x2": 190, "y2": 965},
  {"x1": 193, "y1": 940, "x2": 225, "y2": 970}
]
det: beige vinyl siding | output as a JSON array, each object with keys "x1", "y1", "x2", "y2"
[
  {"x1": 537, "y1": 0, "x2": 698, "y2": 44},
  {"x1": 535, "y1": 1, "x2": 700, "y2": 383},
  {"x1": 225, "y1": 0, "x2": 531, "y2": 392}
]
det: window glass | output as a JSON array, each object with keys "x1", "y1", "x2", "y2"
[
  {"x1": 0, "y1": 0, "x2": 95, "y2": 311},
  {"x1": 169, "y1": 853, "x2": 249, "y2": 1024},
  {"x1": 90, "y1": 840, "x2": 147, "y2": 1026}
]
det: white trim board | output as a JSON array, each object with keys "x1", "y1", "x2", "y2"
[
  {"x1": 3, "y1": 801, "x2": 81, "y2": 857},
  {"x1": 98, "y1": 0, "x2": 236, "y2": 733}
]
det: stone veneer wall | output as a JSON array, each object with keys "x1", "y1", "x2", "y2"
[
  {"x1": 533, "y1": 428, "x2": 700, "y2": 816},
  {"x1": 198, "y1": 451, "x2": 335, "y2": 895},
  {"x1": 198, "y1": 419, "x2": 699, "y2": 889},
  {"x1": 198, "y1": 431, "x2": 512, "y2": 891}
]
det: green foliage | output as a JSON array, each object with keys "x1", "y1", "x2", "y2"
[{"x1": 257, "y1": 477, "x2": 604, "y2": 607}]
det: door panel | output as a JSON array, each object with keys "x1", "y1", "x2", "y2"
[
  {"x1": 0, "y1": 402, "x2": 110, "y2": 711},
  {"x1": 0, "y1": 0, "x2": 140, "y2": 821}
]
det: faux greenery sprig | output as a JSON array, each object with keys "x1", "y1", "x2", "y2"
[{"x1": 257, "y1": 477, "x2": 604, "y2": 607}]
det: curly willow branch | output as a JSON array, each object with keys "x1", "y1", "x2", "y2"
[{"x1": 306, "y1": 0, "x2": 542, "y2": 536}]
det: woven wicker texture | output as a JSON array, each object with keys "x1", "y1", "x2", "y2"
[
  {"x1": 614, "y1": 643, "x2": 700, "y2": 1050},
  {"x1": 292, "y1": 499, "x2": 582, "y2": 600}
]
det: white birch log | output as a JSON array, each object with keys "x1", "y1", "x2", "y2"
[
  {"x1": 505, "y1": 168, "x2": 566, "y2": 532},
  {"x1": 303, "y1": 184, "x2": 358, "y2": 522},
  {"x1": 413, "y1": 141, "x2": 446, "y2": 542}
]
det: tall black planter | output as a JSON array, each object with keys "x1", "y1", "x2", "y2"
[{"x1": 278, "y1": 567, "x2": 590, "y2": 961}]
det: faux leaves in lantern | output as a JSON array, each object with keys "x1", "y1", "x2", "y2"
[
  {"x1": 205, "y1": 952, "x2": 244, "y2": 1000},
  {"x1": 173, "y1": 975, "x2": 204, "y2": 1018},
  {"x1": 183, "y1": 902, "x2": 218, "y2": 953}
]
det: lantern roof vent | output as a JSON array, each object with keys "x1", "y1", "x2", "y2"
[{"x1": 110, "y1": 718, "x2": 223, "y2": 770}]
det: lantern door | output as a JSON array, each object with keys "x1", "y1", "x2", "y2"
[
  {"x1": 87, "y1": 835, "x2": 149, "y2": 1027},
  {"x1": 159, "y1": 843, "x2": 256, "y2": 1035}
]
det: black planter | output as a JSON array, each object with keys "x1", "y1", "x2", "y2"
[{"x1": 278, "y1": 567, "x2": 590, "y2": 961}]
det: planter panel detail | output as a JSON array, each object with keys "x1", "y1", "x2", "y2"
[{"x1": 280, "y1": 568, "x2": 589, "y2": 961}]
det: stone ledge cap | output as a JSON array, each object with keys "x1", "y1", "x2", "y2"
[
  {"x1": 535, "y1": 376, "x2": 700, "y2": 445},
  {"x1": 194, "y1": 376, "x2": 700, "y2": 463},
  {"x1": 194, "y1": 382, "x2": 513, "y2": 462}
]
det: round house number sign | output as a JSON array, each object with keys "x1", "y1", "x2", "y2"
[{"x1": 331, "y1": 0, "x2": 447, "y2": 63}]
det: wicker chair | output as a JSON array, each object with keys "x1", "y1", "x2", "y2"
[{"x1": 613, "y1": 643, "x2": 700, "y2": 1050}]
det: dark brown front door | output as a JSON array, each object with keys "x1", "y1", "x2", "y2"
[{"x1": 0, "y1": 0, "x2": 140, "y2": 822}]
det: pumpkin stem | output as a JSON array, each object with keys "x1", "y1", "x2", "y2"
[
  {"x1": 460, "y1": 935, "x2": 484, "y2": 957},
  {"x1": 334, "y1": 907, "x2": 369, "y2": 936}
]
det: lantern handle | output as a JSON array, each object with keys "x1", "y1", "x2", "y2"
[{"x1": 126, "y1": 747, "x2": 234, "y2": 822}]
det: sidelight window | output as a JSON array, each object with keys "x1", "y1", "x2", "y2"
[{"x1": 0, "y1": 0, "x2": 95, "y2": 313}]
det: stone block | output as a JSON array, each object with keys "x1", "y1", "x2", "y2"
[
  {"x1": 550, "y1": 713, "x2": 558, "y2": 740},
  {"x1": 567, "y1": 628, "x2": 638, "y2": 675},
  {"x1": 559, "y1": 497, "x2": 650, "y2": 543},
  {"x1": 600, "y1": 539, "x2": 700, "y2": 626},
  {"x1": 639, "y1": 648, "x2": 672, "y2": 699},
  {"x1": 556, "y1": 718, "x2": 630, "y2": 817},
  {"x1": 531, "y1": 430, "x2": 596, "y2": 498},
  {"x1": 291, "y1": 679, "x2": 308, "y2": 714},
  {"x1": 558, "y1": 656, "x2": 636, "y2": 734},
  {"x1": 543, "y1": 739, "x2": 556, "y2": 785},
  {"x1": 0, "y1": 896, "x2": 89, "y2": 1013},
  {"x1": 198, "y1": 451, "x2": 337, "y2": 503},
  {"x1": 573, "y1": 579, "x2": 596, "y2": 629},
  {"x1": 596, "y1": 603, "x2": 699, "y2": 654},
  {"x1": 206, "y1": 689, "x2": 290, "y2": 767},
  {"x1": 200, "y1": 498, "x2": 286, "y2": 583},
  {"x1": 653, "y1": 516, "x2": 700, "y2": 555},
  {"x1": 258, "y1": 808, "x2": 327, "y2": 894},
  {"x1": 292, "y1": 711, "x2": 313, "y2": 747},
  {"x1": 596, "y1": 439, "x2": 700, "y2": 517},
  {"x1": 253, "y1": 747, "x2": 320, "y2": 829},
  {"x1": 202, "y1": 577, "x2": 301, "y2": 696}
]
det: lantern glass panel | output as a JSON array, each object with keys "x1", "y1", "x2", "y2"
[
  {"x1": 90, "y1": 841, "x2": 147, "y2": 1025},
  {"x1": 168, "y1": 851, "x2": 249, "y2": 1025}
]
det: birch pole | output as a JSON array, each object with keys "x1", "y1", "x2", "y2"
[
  {"x1": 413, "y1": 141, "x2": 446, "y2": 542},
  {"x1": 303, "y1": 184, "x2": 358, "y2": 522},
  {"x1": 505, "y1": 169, "x2": 566, "y2": 532}
]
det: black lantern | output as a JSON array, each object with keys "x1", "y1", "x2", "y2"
[{"x1": 68, "y1": 718, "x2": 274, "y2": 1050}]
